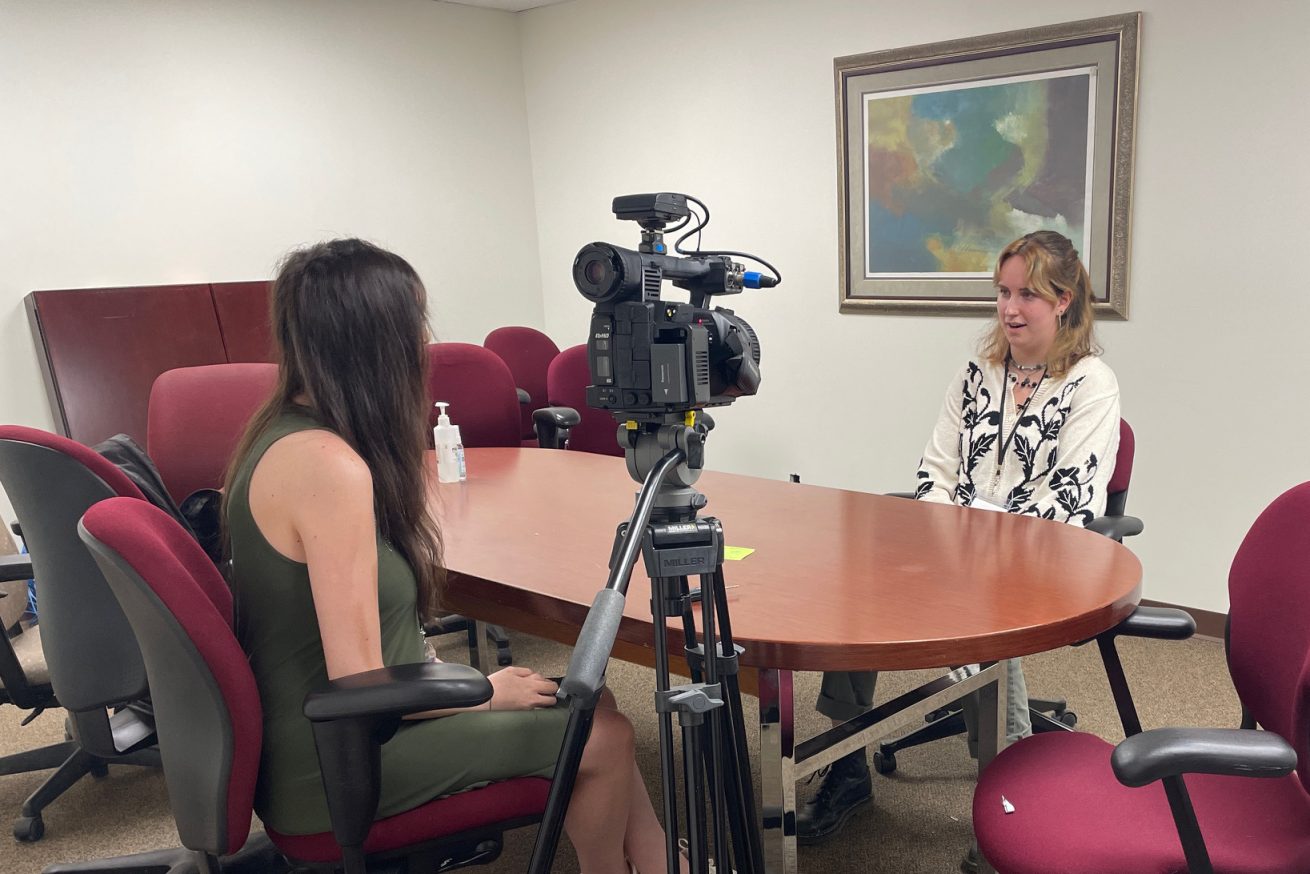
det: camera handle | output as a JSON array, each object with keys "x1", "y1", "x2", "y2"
[{"x1": 527, "y1": 430, "x2": 763, "y2": 874}]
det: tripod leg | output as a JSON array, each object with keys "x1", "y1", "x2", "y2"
[
  {"x1": 528, "y1": 703, "x2": 596, "y2": 874},
  {"x1": 712, "y1": 568, "x2": 764, "y2": 874},
  {"x1": 682, "y1": 718, "x2": 709, "y2": 874},
  {"x1": 714, "y1": 670, "x2": 765, "y2": 873},
  {"x1": 697, "y1": 572, "x2": 730, "y2": 874},
  {"x1": 677, "y1": 575, "x2": 703, "y2": 685},
  {"x1": 676, "y1": 572, "x2": 726, "y2": 872},
  {"x1": 652, "y1": 575, "x2": 682, "y2": 874}
]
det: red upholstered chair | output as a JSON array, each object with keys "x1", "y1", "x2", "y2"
[
  {"x1": 425, "y1": 343, "x2": 522, "y2": 449},
  {"x1": 59, "y1": 497, "x2": 549, "y2": 874},
  {"x1": 1098, "y1": 418, "x2": 1136, "y2": 522},
  {"x1": 147, "y1": 363, "x2": 278, "y2": 505},
  {"x1": 974, "y1": 482, "x2": 1310, "y2": 874},
  {"x1": 483, "y1": 326, "x2": 561, "y2": 443},
  {"x1": 537, "y1": 344, "x2": 623, "y2": 457},
  {"x1": 424, "y1": 343, "x2": 521, "y2": 664},
  {"x1": 0, "y1": 426, "x2": 161, "y2": 842}
]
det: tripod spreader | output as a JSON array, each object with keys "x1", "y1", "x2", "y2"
[
  {"x1": 685, "y1": 642, "x2": 744, "y2": 683},
  {"x1": 656, "y1": 683, "x2": 724, "y2": 726}
]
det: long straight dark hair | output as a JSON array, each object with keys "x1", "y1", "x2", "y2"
[{"x1": 224, "y1": 238, "x2": 443, "y2": 621}]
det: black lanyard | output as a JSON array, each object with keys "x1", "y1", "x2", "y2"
[{"x1": 996, "y1": 358, "x2": 1045, "y2": 474}]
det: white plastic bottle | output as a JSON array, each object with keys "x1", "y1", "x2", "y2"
[{"x1": 433, "y1": 402, "x2": 467, "y2": 483}]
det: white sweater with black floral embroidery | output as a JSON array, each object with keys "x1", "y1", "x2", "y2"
[{"x1": 914, "y1": 355, "x2": 1120, "y2": 527}]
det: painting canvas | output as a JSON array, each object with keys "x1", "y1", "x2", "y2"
[
  {"x1": 865, "y1": 69, "x2": 1094, "y2": 278},
  {"x1": 835, "y1": 14, "x2": 1139, "y2": 317}
]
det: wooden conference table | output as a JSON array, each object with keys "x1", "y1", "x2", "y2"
[{"x1": 433, "y1": 447, "x2": 1142, "y2": 873}]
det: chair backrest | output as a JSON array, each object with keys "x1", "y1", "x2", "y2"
[
  {"x1": 484, "y1": 327, "x2": 561, "y2": 440},
  {"x1": 1225, "y1": 481, "x2": 1310, "y2": 795},
  {"x1": 79, "y1": 497, "x2": 259, "y2": 857},
  {"x1": 547, "y1": 345, "x2": 623, "y2": 457},
  {"x1": 1104, "y1": 419, "x2": 1135, "y2": 517},
  {"x1": 148, "y1": 363, "x2": 278, "y2": 503},
  {"x1": 0, "y1": 426, "x2": 149, "y2": 718},
  {"x1": 425, "y1": 343, "x2": 522, "y2": 448}
]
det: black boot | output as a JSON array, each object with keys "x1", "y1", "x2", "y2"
[
  {"x1": 960, "y1": 842, "x2": 981, "y2": 873},
  {"x1": 796, "y1": 749, "x2": 872, "y2": 845}
]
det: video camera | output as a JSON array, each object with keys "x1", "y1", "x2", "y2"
[{"x1": 573, "y1": 193, "x2": 778, "y2": 424}]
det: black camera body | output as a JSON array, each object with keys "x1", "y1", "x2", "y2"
[{"x1": 573, "y1": 194, "x2": 764, "y2": 424}]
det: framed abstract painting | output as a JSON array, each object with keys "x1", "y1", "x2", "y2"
[{"x1": 836, "y1": 13, "x2": 1140, "y2": 317}]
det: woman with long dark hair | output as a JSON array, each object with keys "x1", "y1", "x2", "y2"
[{"x1": 224, "y1": 238, "x2": 679, "y2": 873}]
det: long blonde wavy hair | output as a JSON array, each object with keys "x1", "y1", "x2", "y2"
[{"x1": 980, "y1": 230, "x2": 1099, "y2": 379}]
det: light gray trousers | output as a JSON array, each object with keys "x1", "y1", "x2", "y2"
[{"x1": 816, "y1": 658, "x2": 1033, "y2": 749}]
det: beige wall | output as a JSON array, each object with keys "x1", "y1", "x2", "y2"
[
  {"x1": 0, "y1": 0, "x2": 543, "y2": 429},
  {"x1": 2, "y1": 0, "x2": 1306, "y2": 615},
  {"x1": 519, "y1": 0, "x2": 1310, "y2": 614}
]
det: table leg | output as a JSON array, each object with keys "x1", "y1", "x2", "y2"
[
  {"x1": 758, "y1": 668, "x2": 796, "y2": 874},
  {"x1": 972, "y1": 659, "x2": 1010, "y2": 874},
  {"x1": 472, "y1": 620, "x2": 496, "y2": 675}
]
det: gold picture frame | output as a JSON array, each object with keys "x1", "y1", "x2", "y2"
[{"x1": 836, "y1": 13, "x2": 1140, "y2": 318}]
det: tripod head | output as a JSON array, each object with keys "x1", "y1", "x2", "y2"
[{"x1": 619, "y1": 413, "x2": 714, "y2": 523}]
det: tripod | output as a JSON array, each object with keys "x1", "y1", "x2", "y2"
[{"x1": 528, "y1": 419, "x2": 764, "y2": 874}]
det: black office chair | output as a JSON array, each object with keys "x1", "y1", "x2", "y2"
[
  {"x1": 874, "y1": 419, "x2": 1141, "y2": 774},
  {"x1": 0, "y1": 426, "x2": 161, "y2": 841},
  {"x1": 0, "y1": 544, "x2": 71, "y2": 838}
]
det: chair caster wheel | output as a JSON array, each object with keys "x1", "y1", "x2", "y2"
[
  {"x1": 90, "y1": 759, "x2": 110, "y2": 778},
  {"x1": 873, "y1": 749, "x2": 897, "y2": 775},
  {"x1": 1059, "y1": 711, "x2": 1078, "y2": 728},
  {"x1": 14, "y1": 815, "x2": 44, "y2": 842}
]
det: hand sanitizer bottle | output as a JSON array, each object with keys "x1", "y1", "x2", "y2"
[{"x1": 433, "y1": 402, "x2": 466, "y2": 483}]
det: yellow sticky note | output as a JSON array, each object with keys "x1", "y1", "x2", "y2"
[{"x1": 723, "y1": 546, "x2": 754, "y2": 561}]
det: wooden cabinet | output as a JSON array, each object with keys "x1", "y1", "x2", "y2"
[{"x1": 26, "y1": 281, "x2": 272, "y2": 446}]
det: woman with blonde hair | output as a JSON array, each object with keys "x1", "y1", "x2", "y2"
[{"x1": 799, "y1": 230, "x2": 1121, "y2": 851}]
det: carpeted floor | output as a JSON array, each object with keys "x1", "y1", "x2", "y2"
[{"x1": 0, "y1": 629, "x2": 1238, "y2": 873}]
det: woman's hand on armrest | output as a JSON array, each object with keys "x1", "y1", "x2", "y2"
[
  {"x1": 406, "y1": 665, "x2": 559, "y2": 719},
  {"x1": 489, "y1": 666, "x2": 559, "y2": 710}
]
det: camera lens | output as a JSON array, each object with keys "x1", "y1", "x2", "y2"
[{"x1": 573, "y1": 243, "x2": 631, "y2": 303}]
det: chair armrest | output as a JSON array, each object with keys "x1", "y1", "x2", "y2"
[
  {"x1": 0, "y1": 554, "x2": 33, "y2": 583},
  {"x1": 1105, "y1": 606, "x2": 1196, "y2": 641},
  {"x1": 1111, "y1": 727, "x2": 1296, "y2": 787},
  {"x1": 533, "y1": 406, "x2": 581, "y2": 449},
  {"x1": 1086, "y1": 514, "x2": 1144, "y2": 541},
  {"x1": 1092, "y1": 607, "x2": 1197, "y2": 740},
  {"x1": 304, "y1": 662, "x2": 493, "y2": 855},
  {"x1": 516, "y1": 387, "x2": 531, "y2": 405},
  {"x1": 304, "y1": 661, "x2": 492, "y2": 722}
]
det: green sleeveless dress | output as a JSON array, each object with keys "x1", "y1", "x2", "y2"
[{"x1": 226, "y1": 410, "x2": 567, "y2": 835}]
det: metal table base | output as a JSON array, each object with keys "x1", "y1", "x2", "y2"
[{"x1": 758, "y1": 661, "x2": 1008, "y2": 874}]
